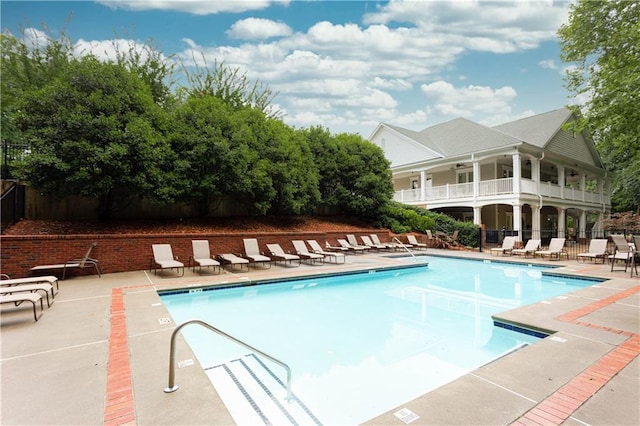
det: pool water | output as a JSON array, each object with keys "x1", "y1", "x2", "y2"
[{"x1": 160, "y1": 256, "x2": 598, "y2": 425}]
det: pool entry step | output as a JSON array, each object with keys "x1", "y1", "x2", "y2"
[{"x1": 205, "y1": 354, "x2": 322, "y2": 426}]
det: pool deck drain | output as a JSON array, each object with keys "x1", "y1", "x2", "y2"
[{"x1": 1, "y1": 249, "x2": 638, "y2": 425}]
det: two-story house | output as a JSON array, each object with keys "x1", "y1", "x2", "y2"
[{"x1": 369, "y1": 108, "x2": 610, "y2": 243}]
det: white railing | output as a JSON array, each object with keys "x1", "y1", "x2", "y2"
[{"x1": 394, "y1": 178, "x2": 610, "y2": 205}]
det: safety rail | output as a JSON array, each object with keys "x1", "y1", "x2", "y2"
[
  {"x1": 164, "y1": 319, "x2": 293, "y2": 401},
  {"x1": 392, "y1": 236, "x2": 415, "y2": 259}
]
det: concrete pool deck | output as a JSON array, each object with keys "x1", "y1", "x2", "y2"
[{"x1": 1, "y1": 249, "x2": 638, "y2": 425}]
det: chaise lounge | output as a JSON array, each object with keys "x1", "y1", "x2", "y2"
[
  {"x1": 292, "y1": 240, "x2": 325, "y2": 264},
  {"x1": 242, "y1": 238, "x2": 272, "y2": 268},
  {"x1": 266, "y1": 244, "x2": 301, "y2": 267},
  {"x1": 217, "y1": 253, "x2": 250, "y2": 271},
  {"x1": 490, "y1": 236, "x2": 516, "y2": 256},
  {"x1": 511, "y1": 239, "x2": 541, "y2": 257},
  {"x1": 189, "y1": 240, "x2": 221, "y2": 274},
  {"x1": 150, "y1": 244, "x2": 185, "y2": 276},
  {"x1": 535, "y1": 238, "x2": 568, "y2": 260},
  {"x1": 0, "y1": 293, "x2": 45, "y2": 322},
  {"x1": 306, "y1": 240, "x2": 346, "y2": 264},
  {"x1": 30, "y1": 242, "x2": 101, "y2": 280},
  {"x1": 577, "y1": 239, "x2": 609, "y2": 264}
]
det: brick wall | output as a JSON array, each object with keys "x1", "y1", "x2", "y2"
[{"x1": 0, "y1": 230, "x2": 389, "y2": 278}]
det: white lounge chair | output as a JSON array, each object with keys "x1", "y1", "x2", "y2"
[
  {"x1": 337, "y1": 239, "x2": 366, "y2": 254},
  {"x1": 0, "y1": 293, "x2": 44, "y2": 322},
  {"x1": 608, "y1": 235, "x2": 633, "y2": 272},
  {"x1": 292, "y1": 240, "x2": 324, "y2": 264},
  {"x1": 189, "y1": 240, "x2": 221, "y2": 274},
  {"x1": 325, "y1": 240, "x2": 350, "y2": 253},
  {"x1": 266, "y1": 244, "x2": 301, "y2": 266},
  {"x1": 0, "y1": 275, "x2": 59, "y2": 294},
  {"x1": 577, "y1": 239, "x2": 609, "y2": 264},
  {"x1": 346, "y1": 235, "x2": 372, "y2": 251},
  {"x1": 370, "y1": 234, "x2": 399, "y2": 250},
  {"x1": 512, "y1": 239, "x2": 541, "y2": 257},
  {"x1": 306, "y1": 240, "x2": 346, "y2": 264},
  {"x1": 361, "y1": 235, "x2": 388, "y2": 251},
  {"x1": 242, "y1": 238, "x2": 272, "y2": 268},
  {"x1": 217, "y1": 253, "x2": 249, "y2": 271},
  {"x1": 30, "y1": 242, "x2": 101, "y2": 280},
  {"x1": 491, "y1": 236, "x2": 516, "y2": 256},
  {"x1": 150, "y1": 244, "x2": 184, "y2": 276},
  {"x1": 535, "y1": 238, "x2": 568, "y2": 260},
  {"x1": 406, "y1": 235, "x2": 428, "y2": 250}
]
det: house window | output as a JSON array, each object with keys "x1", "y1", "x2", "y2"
[
  {"x1": 501, "y1": 165, "x2": 513, "y2": 178},
  {"x1": 457, "y1": 170, "x2": 473, "y2": 184},
  {"x1": 411, "y1": 179, "x2": 418, "y2": 189}
]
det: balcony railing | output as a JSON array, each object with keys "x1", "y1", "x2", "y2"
[{"x1": 394, "y1": 177, "x2": 610, "y2": 205}]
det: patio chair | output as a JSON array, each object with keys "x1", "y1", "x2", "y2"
[
  {"x1": 150, "y1": 244, "x2": 184, "y2": 276},
  {"x1": 325, "y1": 240, "x2": 351, "y2": 253},
  {"x1": 242, "y1": 238, "x2": 272, "y2": 269},
  {"x1": 0, "y1": 275, "x2": 59, "y2": 294},
  {"x1": 406, "y1": 235, "x2": 428, "y2": 250},
  {"x1": 306, "y1": 240, "x2": 346, "y2": 264},
  {"x1": 576, "y1": 239, "x2": 609, "y2": 264},
  {"x1": 266, "y1": 244, "x2": 301, "y2": 267},
  {"x1": 631, "y1": 236, "x2": 640, "y2": 277},
  {"x1": 30, "y1": 242, "x2": 101, "y2": 280},
  {"x1": 0, "y1": 292, "x2": 44, "y2": 322},
  {"x1": 216, "y1": 253, "x2": 249, "y2": 271},
  {"x1": 189, "y1": 240, "x2": 221, "y2": 274},
  {"x1": 346, "y1": 235, "x2": 372, "y2": 251},
  {"x1": 511, "y1": 239, "x2": 540, "y2": 257},
  {"x1": 292, "y1": 240, "x2": 324, "y2": 264},
  {"x1": 490, "y1": 236, "x2": 516, "y2": 256},
  {"x1": 337, "y1": 239, "x2": 366, "y2": 254},
  {"x1": 370, "y1": 234, "x2": 401, "y2": 250},
  {"x1": 535, "y1": 238, "x2": 568, "y2": 260},
  {"x1": 361, "y1": 235, "x2": 388, "y2": 251},
  {"x1": 608, "y1": 235, "x2": 633, "y2": 272}
]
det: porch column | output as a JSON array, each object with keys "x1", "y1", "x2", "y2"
[
  {"x1": 532, "y1": 156, "x2": 540, "y2": 183},
  {"x1": 513, "y1": 203, "x2": 522, "y2": 243},
  {"x1": 420, "y1": 170, "x2": 426, "y2": 202},
  {"x1": 473, "y1": 206, "x2": 481, "y2": 225},
  {"x1": 558, "y1": 207, "x2": 566, "y2": 237},
  {"x1": 580, "y1": 173, "x2": 586, "y2": 201},
  {"x1": 579, "y1": 209, "x2": 587, "y2": 242},
  {"x1": 558, "y1": 166, "x2": 565, "y2": 199},
  {"x1": 512, "y1": 153, "x2": 521, "y2": 194},
  {"x1": 597, "y1": 178, "x2": 604, "y2": 203},
  {"x1": 532, "y1": 205, "x2": 541, "y2": 240},
  {"x1": 472, "y1": 160, "x2": 480, "y2": 200}
]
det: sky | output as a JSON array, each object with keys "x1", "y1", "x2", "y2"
[{"x1": 1, "y1": 0, "x2": 578, "y2": 138}]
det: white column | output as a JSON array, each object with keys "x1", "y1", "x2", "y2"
[
  {"x1": 558, "y1": 207, "x2": 566, "y2": 237},
  {"x1": 532, "y1": 204, "x2": 541, "y2": 240},
  {"x1": 580, "y1": 173, "x2": 586, "y2": 201},
  {"x1": 473, "y1": 160, "x2": 480, "y2": 200},
  {"x1": 579, "y1": 209, "x2": 587, "y2": 241},
  {"x1": 420, "y1": 170, "x2": 426, "y2": 202},
  {"x1": 473, "y1": 206, "x2": 481, "y2": 225},
  {"x1": 597, "y1": 178, "x2": 604, "y2": 203},
  {"x1": 558, "y1": 166, "x2": 565, "y2": 199},
  {"x1": 512, "y1": 153, "x2": 521, "y2": 194},
  {"x1": 513, "y1": 203, "x2": 522, "y2": 243}
]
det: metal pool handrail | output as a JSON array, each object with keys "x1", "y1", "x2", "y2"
[
  {"x1": 163, "y1": 319, "x2": 293, "y2": 401},
  {"x1": 393, "y1": 236, "x2": 416, "y2": 259}
]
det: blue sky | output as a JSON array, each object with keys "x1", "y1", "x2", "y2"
[{"x1": 1, "y1": 0, "x2": 577, "y2": 137}]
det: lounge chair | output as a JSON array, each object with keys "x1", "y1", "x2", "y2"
[
  {"x1": 0, "y1": 293, "x2": 44, "y2": 321},
  {"x1": 242, "y1": 238, "x2": 272, "y2": 268},
  {"x1": 292, "y1": 240, "x2": 324, "y2": 264},
  {"x1": 346, "y1": 235, "x2": 372, "y2": 251},
  {"x1": 217, "y1": 253, "x2": 249, "y2": 271},
  {"x1": 0, "y1": 283, "x2": 54, "y2": 307},
  {"x1": 325, "y1": 241, "x2": 350, "y2": 253},
  {"x1": 361, "y1": 235, "x2": 388, "y2": 251},
  {"x1": 631, "y1": 236, "x2": 640, "y2": 277},
  {"x1": 535, "y1": 238, "x2": 568, "y2": 260},
  {"x1": 608, "y1": 235, "x2": 633, "y2": 272},
  {"x1": 150, "y1": 244, "x2": 184, "y2": 276},
  {"x1": 306, "y1": 240, "x2": 346, "y2": 264},
  {"x1": 370, "y1": 234, "x2": 399, "y2": 250},
  {"x1": 490, "y1": 236, "x2": 516, "y2": 256},
  {"x1": 30, "y1": 242, "x2": 101, "y2": 280},
  {"x1": 512, "y1": 239, "x2": 541, "y2": 257},
  {"x1": 189, "y1": 240, "x2": 221, "y2": 274},
  {"x1": 406, "y1": 235, "x2": 428, "y2": 250},
  {"x1": 266, "y1": 244, "x2": 301, "y2": 266},
  {"x1": 0, "y1": 275, "x2": 59, "y2": 294},
  {"x1": 577, "y1": 239, "x2": 609, "y2": 264},
  {"x1": 337, "y1": 239, "x2": 366, "y2": 254}
]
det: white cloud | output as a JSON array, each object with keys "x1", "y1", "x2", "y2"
[
  {"x1": 21, "y1": 27, "x2": 50, "y2": 50},
  {"x1": 227, "y1": 18, "x2": 292, "y2": 40},
  {"x1": 97, "y1": 0, "x2": 290, "y2": 15},
  {"x1": 371, "y1": 77, "x2": 413, "y2": 91},
  {"x1": 421, "y1": 81, "x2": 517, "y2": 118},
  {"x1": 539, "y1": 59, "x2": 557, "y2": 69},
  {"x1": 73, "y1": 38, "x2": 169, "y2": 64}
]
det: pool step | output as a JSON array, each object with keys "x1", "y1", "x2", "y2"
[{"x1": 205, "y1": 354, "x2": 322, "y2": 426}]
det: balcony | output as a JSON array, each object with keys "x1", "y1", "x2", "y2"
[{"x1": 394, "y1": 178, "x2": 610, "y2": 207}]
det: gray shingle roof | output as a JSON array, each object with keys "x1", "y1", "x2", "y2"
[{"x1": 493, "y1": 108, "x2": 572, "y2": 147}]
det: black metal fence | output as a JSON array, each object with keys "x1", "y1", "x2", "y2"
[
  {"x1": 1, "y1": 141, "x2": 31, "y2": 179},
  {"x1": 1, "y1": 182, "x2": 25, "y2": 233}
]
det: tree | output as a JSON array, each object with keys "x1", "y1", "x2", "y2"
[
  {"x1": 558, "y1": 0, "x2": 640, "y2": 212},
  {"x1": 14, "y1": 56, "x2": 174, "y2": 219}
]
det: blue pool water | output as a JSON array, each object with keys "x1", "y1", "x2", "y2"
[{"x1": 160, "y1": 256, "x2": 600, "y2": 425}]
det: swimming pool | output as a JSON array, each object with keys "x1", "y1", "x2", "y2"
[{"x1": 160, "y1": 256, "x2": 600, "y2": 425}]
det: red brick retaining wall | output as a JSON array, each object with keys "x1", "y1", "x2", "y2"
[{"x1": 0, "y1": 230, "x2": 389, "y2": 278}]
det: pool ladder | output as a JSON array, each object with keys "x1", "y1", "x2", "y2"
[{"x1": 163, "y1": 319, "x2": 293, "y2": 401}]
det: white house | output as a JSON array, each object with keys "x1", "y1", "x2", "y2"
[{"x1": 369, "y1": 108, "x2": 610, "y2": 243}]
